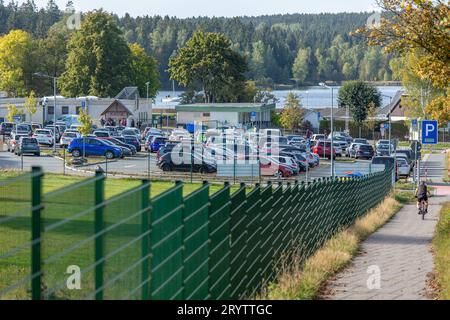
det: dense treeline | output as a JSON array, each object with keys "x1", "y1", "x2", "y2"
[{"x1": 0, "y1": 0, "x2": 396, "y2": 92}]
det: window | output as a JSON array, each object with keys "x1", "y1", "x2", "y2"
[
  {"x1": 76, "y1": 106, "x2": 82, "y2": 115},
  {"x1": 62, "y1": 106, "x2": 69, "y2": 115},
  {"x1": 48, "y1": 106, "x2": 54, "y2": 115},
  {"x1": 202, "y1": 113, "x2": 210, "y2": 117}
]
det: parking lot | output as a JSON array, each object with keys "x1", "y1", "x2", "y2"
[{"x1": 0, "y1": 125, "x2": 415, "y2": 183}]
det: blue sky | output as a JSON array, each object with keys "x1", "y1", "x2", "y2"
[{"x1": 21, "y1": 0, "x2": 380, "y2": 17}]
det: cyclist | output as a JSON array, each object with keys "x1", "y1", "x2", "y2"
[{"x1": 415, "y1": 181, "x2": 431, "y2": 214}]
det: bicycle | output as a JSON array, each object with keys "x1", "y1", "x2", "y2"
[{"x1": 418, "y1": 199, "x2": 427, "y2": 220}]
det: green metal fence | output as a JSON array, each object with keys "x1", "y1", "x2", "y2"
[{"x1": 0, "y1": 167, "x2": 393, "y2": 300}]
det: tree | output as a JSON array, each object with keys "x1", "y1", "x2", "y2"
[
  {"x1": 292, "y1": 47, "x2": 311, "y2": 85},
  {"x1": 24, "y1": 90, "x2": 38, "y2": 122},
  {"x1": 59, "y1": 10, "x2": 132, "y2": 97},
  {"x1": 365, "y1": 102, "x2": 378, "y2": 142},
  {"x1": 358, "y1": 0, "x2": 449, "y2": 122},
  {"x1": 338, "y1": 81, "x2": 382, "y2": 125},
  {"x1": 359, "y1": 0, "x2": 449, "y2": 89},
  {"x1": 6, "y1": 104, "x2": 23, "y2": 122},
  {"x1": 78, "y1": 108, "x2": 92, "y2": 137},
  {"x1": 168, "y1": 31, "x2": 248, "y2": 103},
  {"x1": 280, "y1": 92, "x2": 303, "y2": 132},
  {"x1": 129, "y1": 43, "x2": 160, "y2": 98},
  {"x1": 0, "y1": 29, "x2": 34, "y2": 97}
]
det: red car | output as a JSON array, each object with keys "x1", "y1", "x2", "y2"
[{"x1": 312, "y1": 140, "x2": 336, "y2": 160}]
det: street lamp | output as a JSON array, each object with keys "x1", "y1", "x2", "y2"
[
  {"x1": 146, "y1": 81, "x2": 151, "y2": 126},
  {"x1": 319, "y1": 82, "x2": 336, "y2": 178},
  {"x1": 381, "y1": 94, "x2": 393, "y2": 154},
  {"x1": 33, "y1": 72, "x2": 58, "y2": 153}
]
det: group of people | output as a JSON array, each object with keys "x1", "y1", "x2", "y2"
[{"x1": 100, "y1": 117, "x2": 139, "y2": 128}]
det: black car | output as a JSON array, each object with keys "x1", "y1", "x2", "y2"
[
  {"x1": 0, "y1": 122, "x2": 14, "y2": 136},
  {"x1": 355, "y1": 144, "x2": 374, "y2": 159},
  {"x1": 157, "y1": 151, "x2": 216, "y2": 174},
  {"x1": 15, "y1": 137, "x2": 40, "y2": 156},
  {"x1": 112, "y1": 137, "x2": 137, "y2": 154}
]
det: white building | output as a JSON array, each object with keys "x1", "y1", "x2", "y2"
[{"x1": 0, "y1": 87, "x2": 153, "y2": 126}]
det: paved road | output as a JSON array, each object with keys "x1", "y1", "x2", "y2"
[
  {"x1": 420, "y1": 152, "x2": 446, "y2": 183},
  {"x1": 324, "y1": 150, "x2": 448, "y2": 300}
]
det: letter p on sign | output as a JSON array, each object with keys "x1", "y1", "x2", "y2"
[{"x1": 422, "y1": 120, "x2": 438, "y2": 145}]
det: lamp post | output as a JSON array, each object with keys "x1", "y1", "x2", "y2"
[
  {"x1": 319, "y1": 83, "x2": 336, "y2": 178},
  {"x1": 146, "y1": 81, "x2": 151, "y2": 125},
  {"x1": 381, "y1": 94, "x2": 393, "y2": 154},
  {"x1": 34, "y1": 72, "x2": 58, "y2": 153}
]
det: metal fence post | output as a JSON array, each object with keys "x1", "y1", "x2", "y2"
[
  {"x1": 94, "y1": 170, "x2": 105, "y2": 300},
  {"x1": 141, "y1": 179, "x2": 150, "y2": 300},
  {"x1": 31, "y1": 166, "x2": 42, "y2": 300}
]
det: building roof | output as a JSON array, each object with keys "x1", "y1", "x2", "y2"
[
  {"x1": 377, "y1": 90, "x2": 405, "y2": 117},
  {"x1": 101, "y1": 100, "x2": 133, "y2": 116},
  {"x1": 176, "y1": 103, "x2": 276, "y2": 113},
  {"x1": 115, "y1": 87, "x2": 140, "y2": 100}
]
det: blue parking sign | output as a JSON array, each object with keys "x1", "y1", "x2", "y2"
[{"x1": 422, "y1": 120, "x2": 438, "y2": 144}]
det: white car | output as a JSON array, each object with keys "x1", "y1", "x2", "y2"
[
  {"x1": 333, "y1": 142, "x2": 343, "y2": 157},
  {"x1": 33, "y1": 129, "x2": 54, "y2": 146},
  {"x1": 60, "y1": 132, "x2": 80, "y2": 148},
  {"x1": 396, "y1": 158, "x2": 410, "y2": 178}
]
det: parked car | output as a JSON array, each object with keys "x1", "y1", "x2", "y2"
[
  {"x1": 14, "y1": 123, "x2": 33, "y2": 136},
  {"x1": 7, "y1": 133, "x2": 29, "y2": 153},
  {"x1": 121, "y1": 128, "x2": 141, "y2": 141},
  {"x1": 396, "y1": 157, "x2": 410, "y2": 178},
  {"x1": 332, "y1": 135, "x2": 350, "y2": 149},
  {"x1": 346, "y1": 143, "x2": 363, "y2": 158},
  {"x1": 371, "y1": 156, "x2": 398, "y2": 180},
  {"x1": 149, "y1": 136, "x2": 168, "y2": 153},
  {"x1": 60, "y1": 131, "x2": 80, "y2": 148},
  {"x1": 311, "y1": 134, "x2": 326, "y2": 144},
  {"x1": 44, "y1": 126, "x2": 61, "y2": 141},
  {"x1": 68, "y1": 138, "x2": 122, "y2": 159},
  {"x1": 376, "y1": 139, "x2": 394, "y2": 151},
  {"x1": 312, "y1": 140, "x2": 336, "y2": 160},
  {"x1": 280, "y1": 152, "x2": 308, "y2": 172},
  {"x1": 33, "y1": 129, "x2": 54, "y2": 146},
  {"x1": 333, "y1": 142, "x2": 343, "y2": 157},
  {"x1": 93, "y1": 130, "x2": 111, "y2": 138},
  {"x1": 376, "y1": 143, "x2": 391, "y2": 156},
  {"x1": 259, "y1": 155, "x2": 294, "y2": 178},
  {"x1": 103, "y1": 137, "x2": 137, "y2": 154},
  {"x1": 122, "y1": 135, "x2": 142, "y2": 152},
  {"x1": 15, "y1": 137, "x2": 40, "y2": 156},
  {"x1": 157, "y1": 151, "x2": 216, "y2": 174},
  {"x1": 101, "y1": 139, "x2": 131, "y2": 158},
  {"x1": 354, "y1": 144, "x2": 374, "y2": 160},
  {"x1": 353, "y1": 138, "x2": 368, "y2": 144},
  {"x1": 0, "y1": 122, "x2": 14, "y2": 136}
]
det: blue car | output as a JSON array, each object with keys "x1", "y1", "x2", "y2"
[
  {"x1": 150, "y1": 136, "x2": 168, "y2": 153},
  {"x1": 68, "y1": 138, "x2": 122, "y2": 159}
]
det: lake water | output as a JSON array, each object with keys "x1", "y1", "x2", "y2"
[{"x1": 155, "y1": 86, "x2": 403, "y2": 109}]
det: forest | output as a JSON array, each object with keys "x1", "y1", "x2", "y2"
[{"x1": 0, "y1": 0, "x2": 396, "y2": 92}]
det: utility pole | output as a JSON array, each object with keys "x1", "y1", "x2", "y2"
[{"x1": 320, "y1": 83, "x2": 335, "y2": 178}]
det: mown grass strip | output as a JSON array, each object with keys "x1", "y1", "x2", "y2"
[{"x1": 432, "y1": 202, "x2": 450, "y2": 300}]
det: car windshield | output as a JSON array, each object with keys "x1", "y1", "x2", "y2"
[
  {"x1": 372, "y1": 158, "x2": 394, "y2": 166},
  {"x1": 22, "y1": 138, "x2": 37, "y2": 145},
  {"x1": 36, "y1": 130, "x2": 50, "y2": 135},
  {"x1": 2, "y1": 123, "x2": 13, "y2": 128},
  {"x1": 17, "y1": 125, "x2": 29, "y2": 131},
  {"x1": 359, "y1": 145, "x2": 373, "y2": 151},
  {"x1": 122, "y1": 130, "x2": 135, "y2": 135},
  {"x1": 65, "y1": 133, "x2": 77, "y2": 138}
]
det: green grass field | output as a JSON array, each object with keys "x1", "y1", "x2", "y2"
[{"x1": 0, "y1": 171, "x2": 241, "y2": 300}]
